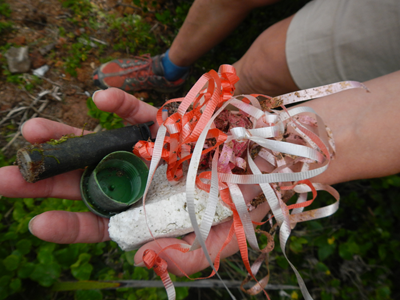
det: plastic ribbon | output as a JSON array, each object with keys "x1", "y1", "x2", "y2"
[
  {"x1": 143, "y1": 249, "x2": 175, "y2": 299},
  {"x1": 142, "y1": 243, "x2": 191, "y2": 299},
  {"x1": 133, "y1": 65, "x2": 368, "y2": 300}
]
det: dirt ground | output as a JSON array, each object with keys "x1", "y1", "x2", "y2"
[{"x1": 0, "y1": 0, "x2": 179, "y2": 158}]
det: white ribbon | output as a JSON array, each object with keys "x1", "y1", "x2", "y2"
[
  {"x1": 271, "y1": 81, "x2": 368, "y2": 106},
  {"x1": 139, "y1": 71, "x2": 366, "y2": 300}
]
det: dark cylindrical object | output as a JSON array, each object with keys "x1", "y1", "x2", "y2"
[{"x1": 16, "y1": 122, "x2": 153, "y2": 183}]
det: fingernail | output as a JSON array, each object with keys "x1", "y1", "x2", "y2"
[
  {"x1": 20, "y1": 121, "x2": 26, "y2": 134},
  {"x1": 28, "y1": 216, "x2": 37, "y2": 235},
  {"x1": 134, "y1": 261, "x2": 145, "y2": 267},
  {"x1": 92, "y1": 90, "x2": 102, "y2": 102}
]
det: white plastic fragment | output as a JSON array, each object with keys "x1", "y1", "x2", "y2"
[
  {"x1": 33, "y1": 65, "x2": 49, "y2": 77},
  {"x1": 108, "y1": 164, "x2": 233, "y2": 251}
]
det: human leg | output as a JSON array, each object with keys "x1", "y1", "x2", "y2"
[
  {"x1": 235, "y1": 0, "x2": 400, "y2": 96},
  {"x1": 93, "y1": 0, "x2": 281, "y2": 92},
  {"x1": 168, "y1": 0, "x2": 281, "y2": 67},
  {"x1": 233, "y1": 15, "x2": 298, "y2": 96}
]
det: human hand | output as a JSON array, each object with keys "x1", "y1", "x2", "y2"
[
  {"x1": 0, "y1": 88, "x2": 158, "y2": 244},
  {"x1": 0, "y1": 88, "x2": 269, "y2": 276}
]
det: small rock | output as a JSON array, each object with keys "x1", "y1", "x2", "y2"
[{"x1": 5, "y1": 46, "x2": 31, "y2": 73}]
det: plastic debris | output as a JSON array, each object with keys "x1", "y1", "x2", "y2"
[
  {"x1": 32, "y1": 65, "x2": 49, "y2": 77},
  {"x1": 5, "y1": 46, "x2": 31, "y2": 73}
]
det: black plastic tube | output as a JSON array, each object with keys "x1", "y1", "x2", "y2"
[{"x1": 16, "y1": 122, "x2": 153, "y2": 183}]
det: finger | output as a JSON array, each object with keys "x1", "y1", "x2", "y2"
[
  {"x1": 29, "y1": 211, "x2": 110, "y2": 244},
  {"x1": 134, "y1": 201, "x2": 270, "y2": 276},
  {"x1": 93, "y1": 88, "x2": 159, "y2": 137},
  {"x1": 22, "y1": 117, "x2": 90, "y2": 144},
  {"x1": 134, "y1": 219, "x2": 236, "y2": 276},
  {"x1": 0, "y1": 166, "x2": 83, "y2": 199}
]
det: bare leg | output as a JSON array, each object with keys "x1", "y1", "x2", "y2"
[
  {"x1": 168, "y1": 0, "x2": 281, "y2": 67},
  {"x1": 94, "y1": 0, "x2": 295, "y2": 94},
  {"x1": 234, "y1": 15, "x2": 298, "y2": 96}
]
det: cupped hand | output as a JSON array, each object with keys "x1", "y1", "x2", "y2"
[
  {"x1": 0, "y1": 88, "x2": 158, "y2": 244},
  {"x1": 0, "y1": 87, "x2": 269, "y2": 276},
  {"x1": 134, "y1": 192, "x2": 268, "y2": 276}
]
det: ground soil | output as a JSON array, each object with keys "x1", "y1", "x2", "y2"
[{"x1": 0, "y1": 0, "x2": 180, "y2": 158}]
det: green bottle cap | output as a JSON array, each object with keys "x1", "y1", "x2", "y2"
[{"x1": 80, "y1": 151, "x2": 149, "y2": 218}]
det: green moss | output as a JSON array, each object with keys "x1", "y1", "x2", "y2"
[{"x1": 46, "y1": 134, "x2": 77, "y2": 145}]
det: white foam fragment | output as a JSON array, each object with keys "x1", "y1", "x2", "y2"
[{"x1": 108, "y1": 164, "x2": 233, "y2": 251}]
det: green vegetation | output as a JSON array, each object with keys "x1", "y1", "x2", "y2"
[
  {"x1": 63, "y1": 40, "x2": 92, "y2": 77},
  {"x1": 0, "y1": 0, "x2": 399, "y2": 299},
  {"x1": 0, "y1": 154, "x2": 192, "y2": 300},
  {"x1": 60, "y1": 0, "x2": 94, "y2": 19},
  {"x1": 2, "y1": 69, "x2": 42, "y2": 91},
  {"x1": 0, "y1": 0, "x2": 12, "y2": 35},
  {"x1": 58, "y1": 0, "x2": 168, "y2": 76},
  {"x1": 263, "y1": 177, "x2": 400, "y2": 300},
  {"x1": 86, "y1": 97, "x2": 124, "y2": 130},
  {"x1": 107, "y1": 14, "x2": 161, "y2": 54}
]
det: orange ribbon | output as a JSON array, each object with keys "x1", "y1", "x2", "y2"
[
  {"x1": 134, "y1": 64, "x2": 340, "y2": 300},
  {"x1": 136, "y1": 65, "x2": 268, "y2": 298}
]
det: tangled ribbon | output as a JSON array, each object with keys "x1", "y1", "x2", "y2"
[{"x1": 133, "y1": 65, "x2": 367, "y2": 299}]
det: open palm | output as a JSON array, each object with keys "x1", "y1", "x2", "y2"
[{"x1": 0, "y1": 88, "x2": 269, "y2": 276}]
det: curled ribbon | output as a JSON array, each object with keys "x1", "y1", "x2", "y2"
[
  {"x1": 143, "y1": 250, "x2": 176, "y2": 299},
  {"x1": 133, "y1": 65, "x2": 368, "y2": 300}
]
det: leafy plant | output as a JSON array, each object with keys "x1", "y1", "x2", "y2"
[
  {"x1": 106, "y1": 13, "x2": 161, "y2": 54},
  {"x1": 86, "y1": 97, "x2": 124, "y2": 130},
  {"x1": 59, "y1": 0, "x2": 94, "y2": 26},
  {"x1": 265, "y1": 176, "x2": 400, "y2": 300},
  {"x1": 0, "y1": 0, "x2": 12, "y2": 35},
  {"x1": 155, "y1": 1, "x2": 190, "y2": 31},
  {"x1": 0, "y1": 0, "x2": 11, "y2": 17},
  {"x1": 2, "y1": 69, "x2": 24, "y2": 85},
  {"x1": 63, "y1": 39, "x2": 92, "y2": 77},
  {"x1": 1, "y1": 68, "x2": 42, "y2": 91}
]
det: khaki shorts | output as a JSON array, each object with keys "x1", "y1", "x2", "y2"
[{"x1": 286, "y1": 0, "x2": 400, "y2": 89}]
